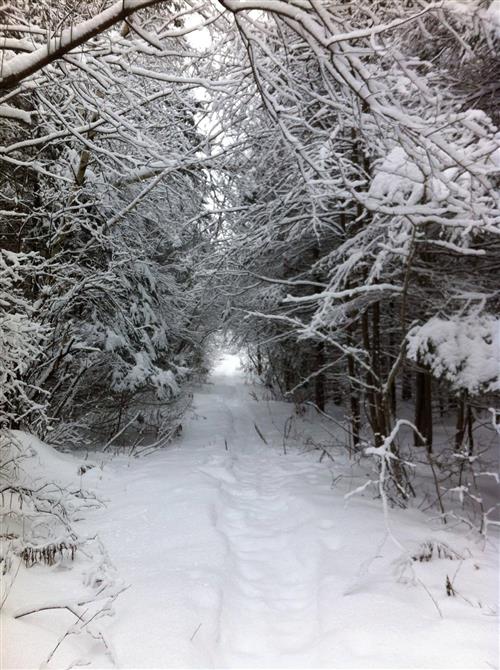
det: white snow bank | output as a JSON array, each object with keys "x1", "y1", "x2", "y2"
[
  {"x1": 0, "y1": 430, "x2": 102, "y2": 567},
  {"x1": 5, "y1": 429, "x2": 89, "y2": 483},
  {"x1": 1, "y1": 431, "x2": 121, "y2": 669}
]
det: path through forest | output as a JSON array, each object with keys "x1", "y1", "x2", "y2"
[
  {"x1": 3, "y1": 355, "x2": 498, "y2": 669},
  {"x1": 87, "y1": 354, "x2": 498, "y2": 669}
]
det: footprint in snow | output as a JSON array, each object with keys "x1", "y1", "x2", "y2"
[{"x1": 198, "y1": 465, "x2": 237, "y2": 484}]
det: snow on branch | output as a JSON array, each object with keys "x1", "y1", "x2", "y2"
[
  {"x1": 407, "y1": 315, "x2": 500, "y2": 394},
  {"x1": 0, "y1": 0, "x2": 168, "y2": 90},
  {"x1": 283, "y1": 283, "x2": 403, "y2": 304},
  {"x1": 0, "y1": 104, "x2": 31, "y2": 124}
]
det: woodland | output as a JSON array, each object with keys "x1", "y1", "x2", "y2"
[{"x1": 0, "y1": 1, "x2": 499, "y2": 668}]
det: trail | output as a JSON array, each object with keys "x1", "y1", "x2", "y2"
[
  {"x1": 93, "y1": 355, "x2": 336, "y2": 668},
  {"x1": 88, "y1": 355, "x2": 498, "y2": 669},
  {"x1": 5, "y1": 355, "x2": 497, "y2": 669}
]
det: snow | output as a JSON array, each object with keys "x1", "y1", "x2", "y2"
[
  {"x1": 5, "y1": 430, "x2": 86, "y2": 484},
  {"x1": 407, "y1": 315, "x2": 500, "y2": 394},
  {"x1": 119, "y1": 351, "x2": 179, "y2": 398},
  {"x1": 369, "y1": 146, "x2": 424, "y2": 206},
  {"x1": 485, "y1": 0, "x2": 500, "y2": 38},
  {"x1": 105, "y1": 328, "x2": 127, "y2": 352},
  {"x1": 2, "y1": 355, "x2": 499, "y2": 668},
  {"x1": 0, "y1": 0, "x2": 166, "y2": 88},
  {"x1": 0, "y1": 105, "x2": 31, "y2": 124}
]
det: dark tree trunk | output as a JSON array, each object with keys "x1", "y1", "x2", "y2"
[
  {"x1": 314, "y1": 341, "x2": 326, "y2": 412},
  {"x1": 387, "y1": 302, "x2": 397, "y2": 417},
  {"x1": 256, "y1": 346, "x2": 262, "y2": 376},
  {"x1": 332, "y1": 385, "x2": 342, "y2": 406},
  {"x1": 372, "y1": 301, "x2": 381, "y2": 379},
  {"x1": 467, "y1": 403, "x2": 474, "y2": 455},
  {"x1": 362, "y1": 310, "x2": 381, "y2": 445},
  {"x1": 402, "y1": 367, "x2": 412, "y2": 401},
  {"x1": 347, "y1": 345, "x2": 361, "y2": 449},
  {"x1": 415, "y1": 369, "x2": 433, "y2": 452},
  {"x1": 455, "y1": 392, "x2": 466, "y2": 451}
]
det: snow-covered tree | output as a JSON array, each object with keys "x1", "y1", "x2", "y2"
[
  {"x1": 212, "y1": 0, "x2": 500, "y2": 499},
  {"x1": 0, "y1": 2, "x2": 222, "y2": 443}
]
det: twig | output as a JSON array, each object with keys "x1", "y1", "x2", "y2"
[
  {"x1": 190, "y1": 622, "x2": 202, "y2": 642},
  {"x1": 14, "y1": 604, "x2": 83, "y2": 621},
  {"x1": 424, "y1": 449, "x2": 447, "y2": 521},
  {"x1": 253, "y1": 422, "x2": 268, "y2": 444},
  {"x1": 0, "y1": 554, "x2": 21, "y2": 609},
  {"x1": 318, "y1": 447, "x2": 335, "y2": 464},
  {"x1": 416, "y1": 577, "x2": 443, "y2": 619},
  {"x1": 103, "y1": 412, "x2": 141, "y2": 451}
]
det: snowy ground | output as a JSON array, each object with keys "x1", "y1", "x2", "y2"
[{"x1": 2, "y1": 355, "x2": 499, "y2": 669}]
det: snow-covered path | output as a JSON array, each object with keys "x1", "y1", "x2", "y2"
[
  {"x1": 94, "y1": 356, "x2": 340, "y2": 667},
  {"x1": 3, "y1": 355, "x2": 498, "y2": 669},
  {"x1": 89, "y1": 355, "x2": 498, "y2": 669}
]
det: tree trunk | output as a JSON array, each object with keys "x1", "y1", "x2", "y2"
[
  {"x1": 256, "y1": 346, "x2": 262, "y2": 376},
  {"x1": 362, "y1": 310, "x2": 381, "y2": 445},
  {"x1": 314, "y1": 341, "x2": 326, "y2": 412},
  {"x1": 466, "y1": 402, "x2": 474, "y2": 455},
  {"x1": 414, "y1": 369, "x2": 433, "y2": 452},
  {"x1": 347, "y1": 339, "x2": 361, "y2": 449},
  {"x1": 402, "y1": 366, "x2": 412, "y2": 400}
]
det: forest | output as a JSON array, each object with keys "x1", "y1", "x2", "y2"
[{"x1": 1, "y1": 1, "x2": 499, "y2": 668}]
